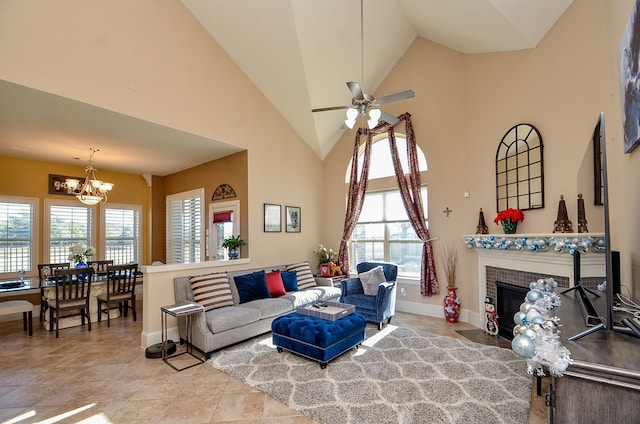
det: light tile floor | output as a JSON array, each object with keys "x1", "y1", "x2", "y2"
[{"x1": 0, "y1": 303, "x2": 546, "y2": 423}]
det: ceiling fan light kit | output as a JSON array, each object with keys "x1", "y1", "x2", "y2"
[
  {"x1": 65, "y1": 147, "x2": 114, "y2": 205},
  {"x1": 312, "y1": 0, "x2": 415, "y2": 130}
]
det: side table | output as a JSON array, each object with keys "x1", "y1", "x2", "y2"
[{"x1": 160, "y1": 302, "x2": 205, "y2": 371}]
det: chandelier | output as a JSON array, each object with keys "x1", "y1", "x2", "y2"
[{"x1": 65, "y1": 148, "x2": 114, "y2": 205}]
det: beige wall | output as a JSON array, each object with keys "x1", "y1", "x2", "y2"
[
  {"x1": 2, "y1": 0, "x2": 640, "y2": 326},
  {"x1": 323, "y1": 0, "x2": 640, "y2": 320},
  {"x1": 0, "y1": 0, "x2": 324, "y2": 270}
]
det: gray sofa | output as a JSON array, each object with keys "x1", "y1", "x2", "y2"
[{"x1": 173, "y1": 265, "x2": 340, "y2": 358}]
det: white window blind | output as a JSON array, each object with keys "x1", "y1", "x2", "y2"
[
  {"x1": 166, "y1": 189, "x2": 204, "y2": 264},
  {"x1": 48, "y1": 203, "x2": 92, "y2": 264},
  {"x1": 0, "y1": 197, "x2": 37, "y2": 275},
  {"x1": 103, "y1": 205, "x2": 140, "y2": 264}
]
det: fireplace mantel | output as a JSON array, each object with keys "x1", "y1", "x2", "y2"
[{"x1": 465, "y1": 233, "x2": 606, "y2": 328}]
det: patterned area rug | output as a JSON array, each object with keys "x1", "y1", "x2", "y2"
[{"x1": 208, "y1": 325, "x2": 531, "y2": 424}]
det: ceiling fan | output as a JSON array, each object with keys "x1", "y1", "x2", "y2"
[{"x1": 311, "y1": 0, "x2": 415, "y2": 129}]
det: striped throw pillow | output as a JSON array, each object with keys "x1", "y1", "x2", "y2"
[
  {"x1": 286, "y1": 262, "x2": 316, "y2": 290},
  {"x1": 189, "y1": 272, "x2": 234, "y2": 311}
]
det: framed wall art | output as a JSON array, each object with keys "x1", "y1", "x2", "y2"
[
  {"x1": 264, "y1": 203, "x2": 281, "y2": 232},
  {"x1": 619, "y1": 0, "x2": 640, "y2": 154},
  {"x1": 286, "y1": 206, "x2": 301, "y2": 233}
]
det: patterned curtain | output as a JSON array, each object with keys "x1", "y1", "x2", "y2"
[
  {"x1": 339, "y1": 113, "x2": 439, "y2": 296},
  {"x1": 337, "y1": 128, "x2": 372, "y2": 273},
  {"x1": 387, "y1": 113, "x2": 439, "y2": 296}
]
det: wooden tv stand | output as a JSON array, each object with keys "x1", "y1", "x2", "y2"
[{"x1": 550, "y1": 291, "x2": 640, "y2": 423}]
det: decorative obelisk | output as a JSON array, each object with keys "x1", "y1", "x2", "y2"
[
  {"x1": 553, "y1": 194, "x2": 573, "y2": 233},
  {"x1": 476, "y1": 208, "x2": 489, "y2": 234},
  {"x1": 577, "y1": 193, "x2": 588, "y2": 233}
]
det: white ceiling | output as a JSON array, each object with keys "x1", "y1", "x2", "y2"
[{"x1": 0, "y1": 0, "x2": 573, "y2": 176}]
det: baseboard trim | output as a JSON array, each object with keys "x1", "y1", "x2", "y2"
[
  {"x1": 141, "y1": 327, "x2": 179, "y2": 349},
  {"x1": 396, "y1": 300, "x2": 482, "y2": 329}
]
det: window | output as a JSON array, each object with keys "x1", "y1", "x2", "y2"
[
  {"x1": 346, "y1": 134, "x2": 429, "y2": 278},
  {"x1": 102, "y1": 204, "x2": 141, "y2": 264},
  {"x1": 208, "y1": 200, "x2": 240, "y2": 260},
  {"x1": 0, "y1": 196, "x2": 38, "y2": 278},
  {"x1": 166, "y1": 189, "x2": 204, "y2": 264},
  {"x1": 44, "y1": 199, "x2": 94, "y2": 264},
  {"x1": 350, "y1": 189, "x2": 427, "y2": 277},
  {"x1": 345, "y1": 135, "x2": 428, "y2": 182}
]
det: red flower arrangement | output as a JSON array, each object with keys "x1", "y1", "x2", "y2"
[{"x1": 493, "y1": 208, "x2": 525, "y2": 225}]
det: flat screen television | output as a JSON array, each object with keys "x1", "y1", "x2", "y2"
[{"x1": 570, "y1": 112, "x2": 640, "y2": 339}]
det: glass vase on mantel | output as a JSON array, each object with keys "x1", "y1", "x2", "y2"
[
  {"x1": 444, "y1": 287, "x2": 461, "y2": 323},
  {"x1": 500, "y1": 219, "x2": 518, "y2": 234}
]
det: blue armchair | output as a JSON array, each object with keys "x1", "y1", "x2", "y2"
[{"x1": 340, "y1": 261, "x2": 397, "y2": 330}]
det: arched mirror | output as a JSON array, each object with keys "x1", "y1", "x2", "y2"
[{"x1": 495, "y1": 123, "x2": 544, "y2": 211}]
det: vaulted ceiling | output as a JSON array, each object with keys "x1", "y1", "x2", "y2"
[
  {"x1": 181, "y1": 0, "x2": 574, "y2": 160},
  {"x1": 0, "y1": 0, "x2": 573, "y2": 175}
]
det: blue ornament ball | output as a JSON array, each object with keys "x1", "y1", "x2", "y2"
[
  {"x1": 512, "y1": 335, "x2": 536, "y2": 358},
  {"x1": 526, "y1": 289, "x2": 543, "y2": 303},
  {"x1": 514, "y1": 311, "x2": 526, "y2": 325},
  {"x1": 531, "y1": 315, "x2": 545, "y2": 325}
]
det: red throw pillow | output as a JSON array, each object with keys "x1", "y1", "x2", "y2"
[{"x1": 265, "y1": 269, "x2": 286, "y2": 297}]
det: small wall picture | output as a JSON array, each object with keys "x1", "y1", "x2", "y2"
[
  {"x1": 286, "y1": 206, "x2": 301, "y2": 233},
  {"x1": 264, "y1": 203, "x2": 281, "y2": 232}
]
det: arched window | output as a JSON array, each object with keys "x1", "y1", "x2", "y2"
[
  {"x1": 345, "y1": 135, "x2": 428, "y2": 277},
  {"x1": 345, "y1": 135, "x2": 427, "y2": 182}
]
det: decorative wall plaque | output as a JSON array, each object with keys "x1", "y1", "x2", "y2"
[
  {"x1": 49, "y1": 174, "x2": 82, "y2": 196},
  {"x1": 212, "y1": 183, "x2": 236, "y2": 200}
]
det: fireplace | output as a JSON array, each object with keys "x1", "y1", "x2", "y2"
[{"x1": 495, "y1": 281, "x2": 529, "y2": 340}]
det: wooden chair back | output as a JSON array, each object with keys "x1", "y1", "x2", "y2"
[
  {"x1": 106, "y1": 264, "x2": 138, "y2": 296},
  {"x1": 37, "y1": 263, "x2": 70, "y2": 287},
  {"x1": 52, "y1": 267, "x2": 94, "y2": 301},
  {"x1": 87, "y1": 260, "x2": 114, "y2": 273}
]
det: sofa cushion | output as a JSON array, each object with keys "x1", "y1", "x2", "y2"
[
  {"x1": 265, "y1": 270, "x2": 287, "y2": 297},
  {"x1": 281, "y1": 270, "x2": 299, "y2": 291},
  {"x1": 239, "y1": 297, "x2": 294, "y2": 319},
  {"x1": 282, "y1": 290, "x2": 322, "y2": 307},
  {"x1": 286, "y1": 262, "x2": 316, "y2": 290},
  {"x1": 189, "y1": 272, "x2": 233, "y2": 311},
  {"x1": 205, "y1": 305, "x2": 261, "y2": 333},
  {"x1": 313, "y1": 286, "x2": 342, "y2": 300},
  {"x1": 234, "y1": 270, "x2": 271, "y2": 304},
  {"x1": 359, "y1": 265, "x2": 386, "y2": 296}
]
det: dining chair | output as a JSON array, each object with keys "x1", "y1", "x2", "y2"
[
  {"x1": 86, "y1": 259, "x2": 114, "y2": 274},
  {"x1": 49, "y1": 267, "x2": 94, "y2": 338},
  {"x1": 97, "y1": 263, "x2": 138, "y2": 327},
  {"x1": 37, "y1": 262, "x2": 70, "y2": 322}
]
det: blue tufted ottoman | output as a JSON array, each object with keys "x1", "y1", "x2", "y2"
[{"x1": 271, "y1": 312, "x2": 366, "y2": 368}]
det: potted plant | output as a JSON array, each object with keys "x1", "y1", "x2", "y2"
[
  {"x1": 222, "y1": 235, "x2": 246, "y2": 260},
  {"x1": 441, "y1": 242, "x2": 460, "y2": 323},
  {"x1": 494, "y1": 208, "x2": 525, "y2": 234}
]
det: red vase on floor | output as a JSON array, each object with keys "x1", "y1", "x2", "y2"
[{"x1": 444, "y1": 287, "x2": 460, "y2": 323}]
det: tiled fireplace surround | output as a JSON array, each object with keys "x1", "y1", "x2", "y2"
[{"x1": 474, "y1": 244, "x2": 605, "y2": 333}]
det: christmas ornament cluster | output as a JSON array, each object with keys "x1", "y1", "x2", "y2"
[{"x1": 511, "y1": 277, "x2": 573, "y2": 377}]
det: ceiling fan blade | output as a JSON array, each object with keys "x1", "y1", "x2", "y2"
[
  {"x1": 312, "y1": 105, "x2": 350, "y2": 113},
  {"x1": 379, "y1": 110, "x2": 399, "y2": 125},
  {"x1": 376, "y1": 89, "x2": 415, "y2": 105},
  {"x1": 347, "y1": 82, "x2": 364, "y2": 101}
]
